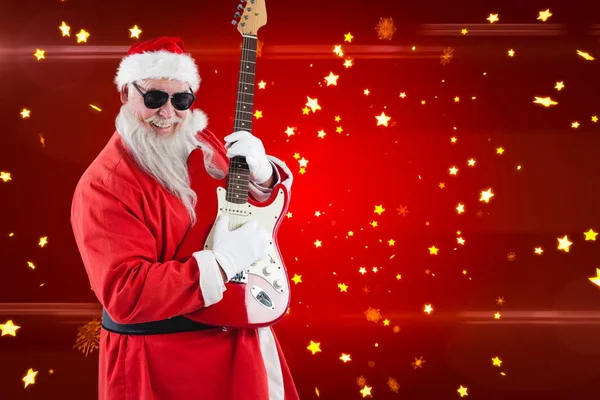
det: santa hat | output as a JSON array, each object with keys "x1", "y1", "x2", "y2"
[{"x1": 114, "y1": 37, "x2": 200, "y2": 92}]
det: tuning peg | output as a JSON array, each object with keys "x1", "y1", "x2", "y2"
[
  {"x1": 234, "y1": 11, "x2": 241, "y2": 18},
  {"x1": 237, "y1": 3, "x2": 244, "y2": 10},
  {"x1": 231, "y1": 20, "x2": 238, "y2": 25}
]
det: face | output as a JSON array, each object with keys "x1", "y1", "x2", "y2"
[{"x1": 121, "y1": 79, "x2": 190, "y2": 137}]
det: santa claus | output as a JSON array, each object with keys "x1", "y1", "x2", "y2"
[{"x1": 70, "y1": 37, "x2": 299, "y2": 400}]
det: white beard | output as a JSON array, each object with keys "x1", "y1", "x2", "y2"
[{"x1": 115, "y1": 103, "x2": 213, "y2": 226}]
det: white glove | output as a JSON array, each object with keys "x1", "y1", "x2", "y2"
[
  {"x1": 224, "y1": 130, "x2": 274, "y2": 185},
  {"x1": 211, "y1": 214, "x2": 270, "y2": 282}
]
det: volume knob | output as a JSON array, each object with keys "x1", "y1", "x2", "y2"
[
  {"x1": 263, "y1": 266, "x2": 274, "y2": 276},
  {"x1": 273, "y1": 279, "x2": 283, "y2": 289}
]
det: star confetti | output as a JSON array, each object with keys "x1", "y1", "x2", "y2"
[
  {"x1": 487, "y1": 13, "x2": 499, "y2": 23},
  {"x1": 589, "y1": 269, "x2": 600, "y2": 287},
  {"x1": 307, "y1": 340, "x2": 322, "y2": 355},
  {"x1": 577, "y1": 50, "x2": 595, "y2": 61},
  {"x1": 0, "y1": 320, "x2": 20, "y2": 336},
  {"x1": 538, "y1": 9, "x2": 552, "y2": 22},
  {"x1": 76, "y1": 29, "x2": 90, "y2": 43},
  {"x1": 33, "y1": 49, "x2": 45, "y2": 61},
  {"x1": 457, "y1": 385, "x2": 469, "y2": 397},
  {"x1": 22, "y1": 368, "x2": 38, "y2": 388},
  {"x1": 59, "y1": 21, "x2": 70, "y2": 36},
  {"x1": 129, "y1": 25, "x2": 142, "y2": 39}
]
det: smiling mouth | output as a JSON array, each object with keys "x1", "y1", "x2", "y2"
[{"x1": 151, "y1": 122, "x2": 173, "y2": 129}]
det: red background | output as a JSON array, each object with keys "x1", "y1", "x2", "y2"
[{"x1": 2, "y1": 0, "x2": 600, "y2": 398}]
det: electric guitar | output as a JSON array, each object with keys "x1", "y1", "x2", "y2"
[{"x1": 178, "y1": 0, "x2": 292, "y2": 329}]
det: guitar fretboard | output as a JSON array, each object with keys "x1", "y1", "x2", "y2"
[{"x1": 227, "y1": 35, "x2": 258, "y2": 205}]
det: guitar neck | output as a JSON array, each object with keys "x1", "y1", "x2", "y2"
[
  {"x1": 233, "y1": 35, "x2": 258, "y2": 133},
  {"x1": 226, "y1": 35, "x2": 258, "y2": 204}
]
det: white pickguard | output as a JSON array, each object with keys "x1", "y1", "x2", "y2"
[{"x1": 203, "y1": 186, "x2": 288, "y2": 309}]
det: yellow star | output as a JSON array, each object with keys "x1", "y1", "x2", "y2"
[
  {"x1": 589, "y1": 268, "x2": 600, "y2": 287},
  {"x1": 314, "y1": 239, "x2": 322, "y2": 248},
  {"x1": 0, "y1": 172, "x2": 12, "y2": 182},
  {"x1": 467, "y1": 158, "x2": 476, "y2": 166},
  {"x1": 360, "y1": 385, "x2": 372, "y2": 397},
  {"x1": 364, "y1": 88, "x2": 370, "y2": 95},
  {"x1": 383, "y1": 319, "x2": 390, "y2": 326},
  {"x1": 22, "y1": 368, "x2": 38, "y2": 388},
  {"x1": 0, "y1": 320, "x2": 21, "y2": 336},
  {"x1": 577, "y1": 50, "x2": 595, "y2": 61},
  {"x1": 340, "y1": 353, "x2": 352, "y2": 362},
  {"x1": 374, "y1": 204, "x2": 385, "y2": 215},
  {"x1": 375, "y1": 112, "x2": 391, "y2": 126},
  {"x1": 258, "y1": 80, "x2": 267, "y2": 89},
  {"x1": 338, "y1": 283, "x2": 348, "y2": 292},
  {"x1": 494, "y1": 312, "x2": 501, "y2": 319},
  {"x1": 439, "y1": 182, "x2": 445, "y2": 189},
  {"x1": 33, "y1": 49, "x2": 45, "y2": 61},
  {"x1": 571, "y1": 121, "x2": 580, "y2": 128},
  {"x1": 76, "y1": 29, "x2": 90, "y2": 43},
  {"x1": 557, "y1": 235, "x2": 573, "y2": 252},
  {"x1": 399, "y1": 92, "x2": 406, "y2": 98},
  {"x1": 305, "y1": 97, "x2": 321, "y2": 113},
  {"x1": 592, "y1": 115, "x2": 598, "y2": 123},
  {"x1": 457, "y1": 385, "x2": 468, "y2": 397},
  {"x1": 336, "y1": 126, "x2": 343, "y2": 133},
  {"x1": 450, "y1": 136, "x2": 458, "y2": 143},
  {"x1": 59, "y1": 21, "x2": 70, "y2": 36},
  {"x1": 584, "y1": 229, "x2": 598, "y2": 241},
  {"x1": 388, "y1": 239, "x2": 395, "y2": 246},
  {"x1": 492, "y1": 356, "x2": 503, "y2": 366},
  {"x1": 284, "y1": 127, "x2": 295, "y2": 137},
  {"x1": 333, "y1": 45, "x2": 343, "y2": 56},
  {"x1": 533, "y1": 96, "x2": 558, "y2": 107},
  {"x1": 291, "y1": 274, "x2": 302, "y2": 284},
  {"x1": 555, "y1": 81, "x2": 564, "y2": 91},
  {"x1": 359, "y1": 267, "x2": 367, "y2": 274},
  {"x1": 334, "y1": 115, "x2": 341, "y2": 122},
  {"x1": 480, "y1": 188, "x2": 494, "y2": 203},
  {"x1": 306, "y1": 340, "x2": 321, "y2": 355},
  {"x1": 324, "y1": 72, "x2": 339, "y2": 86},
  {"x1": 538, "y1": 9, "x2": 552, "y2": 22},
  {"x1": 38, "y1": 236, "x2": 48, "y2": 247},
  {"x1": 449, "y1": 166, "x2": 458, "y2": 175},
  {"x1": 129, "y1": 25, "x2": 142, "y2": 39},
  {"x1": 496, "y1": 147, "x2": 504, "y2": 154},
  {"x1": 317, "y1": 129, "x2": 326, "y2": 139},
  {"x1": 344, "y1": 32, "x2": 354, "y2": 42},
  {"x1": 428, "y1": 246, "x2": 438, "y2": 255},
  {"x1": 20, "y1": 108, "x2": 31, "y2": 118},
  {"x1": 534, "y1": 247, "x2": 544, "y2": 255},
  {"x1": 456, "y1": 203, "x2": 465, "y2": 214},
  {"x1": 298, "y1": 157, "x2": 308, "y2": 168},
  {"x1": 424, "y1": 304, "x2": 433, "y2": 314},
  {"x1": 487, "y1": 13, "x2": 499, "y2": 23},
  {"x1": 461, "y1": 28, "x2": 468, "y2": 35},
  {"x1": 253, "y1": 110, "x2": 263, "y2": 119},
  {"x1": 508, "y1": 49, "x2": 515, "y2": 57},
  {"x1": 343, "y1": 58, "x2": 353, "y2": 68}
]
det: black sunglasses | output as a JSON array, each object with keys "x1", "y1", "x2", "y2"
[{"x1": 132, "y1": 81, "x2": 196, "y2": 111}]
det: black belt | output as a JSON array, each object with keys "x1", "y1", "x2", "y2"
[{"x1": 101, "y1": 309, "x2": 219, "y2": 335}]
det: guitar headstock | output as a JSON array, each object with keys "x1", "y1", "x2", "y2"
[{"x1": 232, "y1": 0, "x2": 267, "y2": 36}]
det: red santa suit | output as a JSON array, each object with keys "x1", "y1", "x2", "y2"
[{"x1": 70, "y1": 37, "x2": 299, "y2": 400}]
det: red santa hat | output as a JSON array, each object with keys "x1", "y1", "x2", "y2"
[{"x1": 114, "y1": 37, "x2": 200, "y2": 92}]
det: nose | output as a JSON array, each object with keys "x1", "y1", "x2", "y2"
[{"x1": 157, "y1": 99, "x2": 175, "y2": 118}]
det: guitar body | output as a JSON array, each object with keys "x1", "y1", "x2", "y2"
[{"x1": 176, "y1": 148, "x2": 291, "y2": 328}]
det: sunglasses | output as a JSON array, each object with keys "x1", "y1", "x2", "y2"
[{"x1": 132, "y1": 81, "x2": 196, "y2": 111}]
